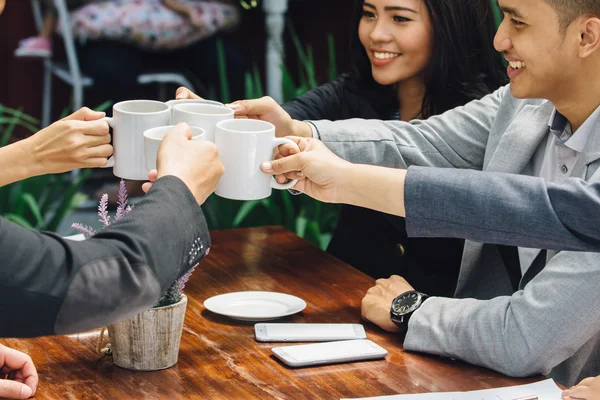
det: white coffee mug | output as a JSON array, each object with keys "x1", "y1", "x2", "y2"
[
  {"x1": 165, "y1": 99, "x2": 224, "y2": 108},
  {"x1": 102, "y1": 100, "x2": 171, "y2": 180},
  {"x1": 171, "y1": 103, "x2": 234, "y2": 142},
  {"x1": 143, "y1": 125, "x2": 206, "y2": 171},
  {"x1": 214, "y1": 119, "x2": 299, "y2": 200}
]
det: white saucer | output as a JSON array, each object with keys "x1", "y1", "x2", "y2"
[{"x1": 203, "y1": 291, "x2": 306, "y2": 322}]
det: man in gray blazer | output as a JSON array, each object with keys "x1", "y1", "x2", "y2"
[{"x1": 231, "y1": 0, "x2": 600, "y2": 388}]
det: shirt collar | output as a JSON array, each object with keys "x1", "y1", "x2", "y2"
[{"x1": 548, "y1": 106, "x2": 600, "y2": 153}]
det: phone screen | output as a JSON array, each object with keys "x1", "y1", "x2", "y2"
[
  {"x1": 265, "y1": 323, "x2": 358, "y2": 339},
  {"x1": 281, "y1": 340, "x2": 384, "y2": 362}
]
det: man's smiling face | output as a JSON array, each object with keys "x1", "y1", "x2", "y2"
[{"x1": 494, "y1": 0, "x2": 581, "y2": 101}]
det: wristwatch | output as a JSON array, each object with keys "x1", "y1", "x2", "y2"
[{"x1": 390, "y1": 290, "x2": 429, "y2": 331}]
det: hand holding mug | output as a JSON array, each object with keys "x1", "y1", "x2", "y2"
[
  {"x1": 260, "y1": 137, "x2": 353, "y2": 204},
  {"x1": 0, "y1": 344, "x2": 38, "y2": 399},
  {"x1": 225, "y1": 96, "x2": 313, "y2": 138},
  {"x1": 155, "y1": 123, "x2": 224, "y2": 206},
  {"x1": 175, "y1": 86, "x2": 203, "y2": 100},
  {"x1": 24, "y1": 107, "x2": 112, "y2": 174}
]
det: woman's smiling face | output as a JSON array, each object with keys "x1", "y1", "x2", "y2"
[{"x1": 358, "y1": 0, "x2": 434, "y2": 86}]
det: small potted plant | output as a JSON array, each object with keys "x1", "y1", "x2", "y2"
[{"x1": 72, "y1": 180, "x2": 196, "y2": 371}]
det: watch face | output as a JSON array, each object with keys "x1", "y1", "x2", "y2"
[{"x1": 392, "y1": 292, "x2": 420, "y2": 315}]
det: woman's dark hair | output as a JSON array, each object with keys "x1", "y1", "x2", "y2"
[{"x1": 349, "y1": 0, "x2": 507, "y2": 119}]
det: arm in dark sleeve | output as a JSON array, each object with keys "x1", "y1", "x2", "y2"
[
  {"x1": 0, "y1": 176, "x2": 210, "y2": 338},
  {"x1": 282, "y1": 74, "x2": 363, "y2": 121},
  {"x1": 404, "y1": 166, "x2": 600, "y2": 251}
]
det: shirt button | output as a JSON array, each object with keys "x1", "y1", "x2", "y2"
[
  {"x1": 561, "y1": 164, "x2": 568, "y2": 174},
  {"x1": 396, "y1": 244, "x2": 405, "y2": 257}
]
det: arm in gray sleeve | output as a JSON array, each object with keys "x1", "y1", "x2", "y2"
[
  {"x1": 404, "y1": 166, "x2": 600, "y2": 251},
  {"x1": 404, "y1": 250, "x2": 600, "y2": 386},
  {"x1": 308, "y1": 85, "x2": 507, "y2": 169},
  {"x1": 0, "y1": 175, "x2": 210, "y2": 338}
]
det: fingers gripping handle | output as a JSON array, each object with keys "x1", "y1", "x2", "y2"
[
  {"x1": 101, "y1": 117, "x2": 115, "y2": 168},
  {"x1": 270, "y1": 137, "x2": 299, "y2": 190}
]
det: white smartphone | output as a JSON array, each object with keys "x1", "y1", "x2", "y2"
[
  {"x1": 254, "y1": 323, "x2": 366, "y2": 342},
  {"x1": 271, "y1": 339, "x2": 387, "y2": 367}
]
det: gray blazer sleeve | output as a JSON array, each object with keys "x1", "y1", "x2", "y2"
[
  {"x1": 404, "y1": 249, "x2": 600, "y2": 380},
  {"x1": 0, "y1": 175, "x2": 210, "y2": 338},
  {"x1": 404, "y1": 166, "x2": 600, "y2": 251},
  {"x1": 309, "y1": 86, "x2": 507, "y2": 169}
]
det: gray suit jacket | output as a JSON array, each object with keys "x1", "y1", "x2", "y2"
[
  {"x1": 310, "y1": 85, "x2": 600, "y2": 386},
  {"x1": 404, "y1": 166, "x2": 600, "y2": 251},
  {"x1": 0, "y1": 176, "x2": 210, "y2": 338}
]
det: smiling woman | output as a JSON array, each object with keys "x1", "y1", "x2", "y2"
[{"x1": 281, "y1": 0, "x2": 507, "y2": 298}]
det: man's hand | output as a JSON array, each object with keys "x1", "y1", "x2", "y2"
[
  {"x1": 563, "y1": 375, "x2": 600, "y2": 399},
  {"x1": 25, "y1": 107, "x2": 112, "y2": 175},
  {"x1": 154, "y1": 123, "x2": 224, "y2": 205},
  {"x1": 226, "y1": 97, "x2": 312, "y2": 138},
  {"x1": 361, "y1": 275, "x2": 415, "y2": 333},
  {"x1": 0, "y1": 345, "x2": 38, "y2": 399},
  {"x1": 260, "y1": 137, "x2": 353, "y2": 203}
]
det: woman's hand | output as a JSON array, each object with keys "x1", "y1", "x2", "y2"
[
  {"x1": 0, "y1": 344, "x2": 37, "y2": 399},
  {"x1": 26, "y1": 107, "x2": 112, "y2": 174},
  {"x1": 564, "y1": 376, "x2": 600, "y2": 399},
  {"x1": 260, "y1": 137, "x2": 352, "y2": 203},
  {"x1": 226, "y1": 97, "x2": 313, "y2": 138},
  {"x1": 175, "y1": 86, "x2": 204, "y2": 100}
]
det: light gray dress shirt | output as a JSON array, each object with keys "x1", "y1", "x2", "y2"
[{"x1": 518, "y1": 105, "x2": 600, "y2": 273}]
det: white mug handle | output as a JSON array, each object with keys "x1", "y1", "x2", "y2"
[
  {"x1": 270, "y1": 137, "x2": 300, "y2": 190},
  {"x1": 101, "y1": 116, "x2": 115, "y2": 168}
]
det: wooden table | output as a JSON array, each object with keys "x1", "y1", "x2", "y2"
[{"x1": 1, "y1": 227, "x2": 542, "y2": 399}]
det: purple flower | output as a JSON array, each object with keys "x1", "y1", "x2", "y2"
[
  {"x1": 71, "y1": 223, "x2": 96, "y2": 238},
  {"x1": 115, "y1": 180, "x2": 129, "y2": 221},
  {"x1": 98, "y1": 193, "x2": 110, "y2": 227}
]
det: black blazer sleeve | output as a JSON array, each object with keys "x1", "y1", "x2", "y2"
[
  {"x1": 0, "y1": 176, "x2": 210, "y2": 338},
  {"x1": 282, "y1": 74, "x2": 381, "y2": 121}
]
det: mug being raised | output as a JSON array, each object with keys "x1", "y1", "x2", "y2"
[
  {"x1": 171, "y1": 103, "x2": 234, "y2": 142},
  {"x1": 102, "y1": 100, "x2": 171, "y2": 180},
  {"x1": 143, "y1": 125, "x2": 206, "y2": 171},
  {"x1": 214, "y1": 119, "x2": 299, "y2": 201},
  {"x1": 165, "y1": 99, "x2": 224, "y2": 108}
]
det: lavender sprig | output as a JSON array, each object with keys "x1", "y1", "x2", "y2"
[
  {"x1": 98, "y1": 193, "x2": 110, "y2": 227},
  {"x1": 115, "y1": 180, "x2": 129, "y2": 221},
  {"x1": 71, "y1": 223, "x2": 96, "y2": 238}
]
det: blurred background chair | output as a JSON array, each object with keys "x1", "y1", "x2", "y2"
[{"x1": 31, "y1": 0, "x2": 195, "y2": 127}]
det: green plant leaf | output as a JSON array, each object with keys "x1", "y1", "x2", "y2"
[
  {"x1": 46, "y1": 169, "x2": 91, "y2": 232},
  {"x1": 295, "y1": 215, "x2": 308, "y2": 238},
  {"x1": 261, "y1": 198, "x2": 282, "y2": 225},
  {"x1": 252, "y1": 64, "x2": 264, "y2": 98},
  {"x1": 233, "y1": 200, "x2": 262, "y2": 227},
  {"x1": 244, "y1": 71, "x2": 255, "y2": 99},
  {"x1": 3, "y1": 213, "x2": 34, "y2": 229},
  {"x1": 94, "y1": 100, "x2": 114, "y2": 113},
  {"x1": 216, "y1": 38, "x2": 231, "y2": 103},
  {"x1": 20, "y1": 193, "x2": 44, "y2": 228}
]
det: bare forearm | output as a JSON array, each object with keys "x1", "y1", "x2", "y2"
[
  {"x1": 0, "y1": 139, "x2": 42, "y2": 187},
  {"x1": 343, "y1": 164, "x2": 407, "y2": 217}
]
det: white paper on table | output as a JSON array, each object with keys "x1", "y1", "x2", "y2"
[
  {"x1": 63, "y1": 233, "x2": 86, "y2": 241},
  {"x1": 342, "y1": 378, "x2": 562, "y2": 400}
]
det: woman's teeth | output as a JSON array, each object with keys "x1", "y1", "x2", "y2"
[
  {"x1": 509, "y1": 61, "x2": 526, "y2": 69},
  {"x1": 373, "y1": 51, "x2": 400, "y2": 60}
]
